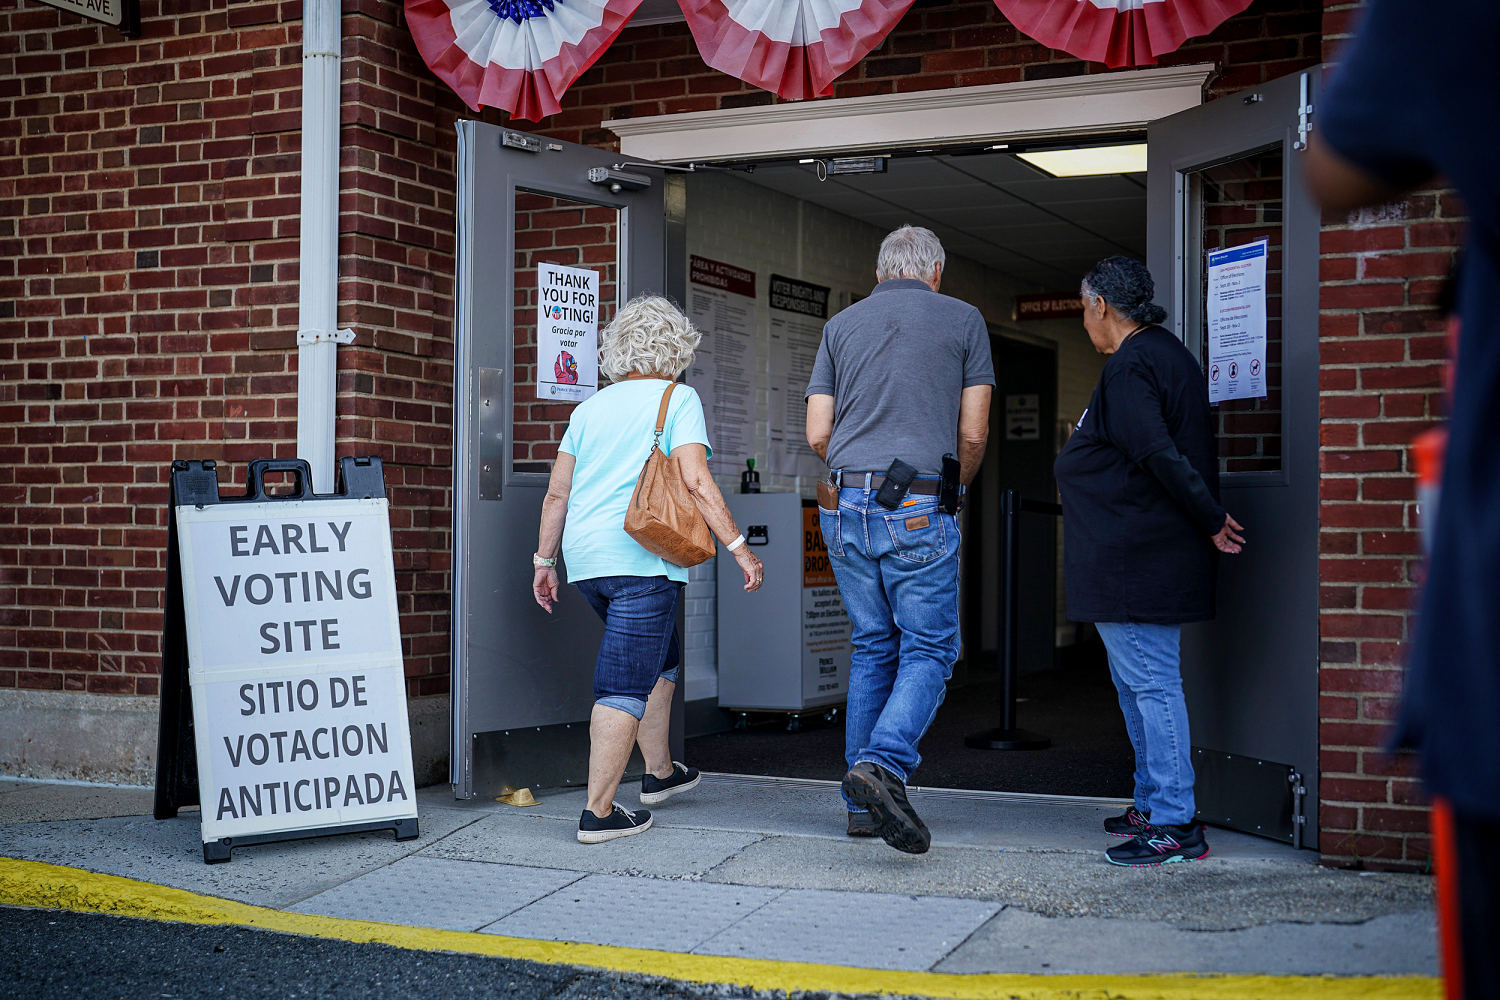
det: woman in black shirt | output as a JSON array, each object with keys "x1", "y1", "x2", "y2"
[{"x1": 1054, "y1": 256, "x2": 1244, "y2": 867}]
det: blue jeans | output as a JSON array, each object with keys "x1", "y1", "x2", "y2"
[
  {"x1": 820, "y1": 485, "x2": 960, "y2": 804},
  {"x1": 575, "y1": 575, "x2": 682, "y2": 719},
  {"x1": 1095, "y1": 621, "x2": 1196, "y2": 827}
]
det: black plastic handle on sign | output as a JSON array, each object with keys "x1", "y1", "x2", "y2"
[
  {"x1": 746, "y1": 525, "x2": 770, "y2": 546},
  {"x1": 244, "y1": 459, "x2": 318, "y2": 502}
]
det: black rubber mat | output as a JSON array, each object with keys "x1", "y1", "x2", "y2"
[{"x1": 685, "y1": 642, "x2": 1135, "y2": 799}]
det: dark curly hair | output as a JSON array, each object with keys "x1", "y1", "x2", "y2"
[{"x1": 1080, "y1": 256, "x2": 1167, "y2": 326}]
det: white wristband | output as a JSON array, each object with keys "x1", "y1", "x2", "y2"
[{"x1": 726, "y1": 534, "x2": 746, "y2": 552}]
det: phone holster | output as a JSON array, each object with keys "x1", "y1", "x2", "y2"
[
  {"x1": 939, "y1": 453, "x2": 961, "y2": 514},
  {"x1": 875, "y1": 458, "x2": 918, "y2": 510}
]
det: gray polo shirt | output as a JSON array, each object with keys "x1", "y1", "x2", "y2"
[{"x1": 805, "y1": 278, "x2": 994, "y2": 475}]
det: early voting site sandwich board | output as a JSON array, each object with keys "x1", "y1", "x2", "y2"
[{"x1": 154, "y1": 457, "x2": 419, "y2": 863}]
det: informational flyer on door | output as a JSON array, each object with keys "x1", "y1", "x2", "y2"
[
  {"x1": 174, "y1": 498, "x2": 418, "y2": 844},
  {"x1": 537, "y1": 262, "x2": 599, "y2": 403},
  {"x1": 686, "y1": 255, "x2": 757, "y2": 474},
  {"x1": 801, "y1": 505, "x2": 850, "y2": 704},
  {"x1": 767, "y1": 275, "x2": 830, "y2": 480},
  {"x1": 1205, "y1": 239, "x2": 1269, "y2": 404}
]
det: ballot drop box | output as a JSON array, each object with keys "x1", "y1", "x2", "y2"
[{"x1": 717, "y1": 493, "x2": 851, "y2": 713}]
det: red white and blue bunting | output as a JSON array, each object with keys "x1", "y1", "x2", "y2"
[
  {"x1": 406, "y1": 0, "x2": 1252, "y2": 117},
  {"x1": 676, "y1": 0, "x2": 917, "y2": 100},
  {"x1": 989, "y1": 0, "x2": 1253, "y2": 68},
  {"x1": 405, "y1": 0, "x2": 645, "y2": 121}
]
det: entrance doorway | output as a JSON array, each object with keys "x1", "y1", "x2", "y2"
[
  {"x1": 671, "y1": 145, "x2": 1139, "y2": 798},
  {"x1": 448, "y1": 67, "x2": 1322, "y2": 845}
]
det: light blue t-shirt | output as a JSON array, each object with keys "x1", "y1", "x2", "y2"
[{"x1": 558, "y1": 379, "x2": 712, "y2": 584}]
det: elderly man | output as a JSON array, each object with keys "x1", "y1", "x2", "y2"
[{"x1": 805, "y1": 225, "x2": 994, "y2": 854}]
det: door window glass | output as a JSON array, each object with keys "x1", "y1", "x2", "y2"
[
  {"x1": 512, "y1": 191, "x2": 620, "y2": 474},
  {"x1": 1189, "y1": 144, "x2": 1284, "y2": 476}
]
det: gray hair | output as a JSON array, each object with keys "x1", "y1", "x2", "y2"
[
  {"x1": 1080, "y1": 256, "x2": 1168, "y2": 326},
  {"x1": 598, "y1": 294, "x2": 702, "y2": 381},
  {"x1": 876, "y1": 225, "x2": 946, "y2": 282}
]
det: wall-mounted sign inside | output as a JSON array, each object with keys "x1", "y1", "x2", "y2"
[
  {"x1": 1014, "y1": 293, "x2": 1084, "y2": 322},
  {"x1": 33, "y1": 0, "x2": 139, "y2": 34}
]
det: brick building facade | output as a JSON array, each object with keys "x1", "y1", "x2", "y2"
[{"x1": 0, "y1": 0, "x2": 1451, "y2": 868}]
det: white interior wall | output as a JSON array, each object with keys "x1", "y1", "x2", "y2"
[{"x1": 681, "y1": 171, "x2": 1106, "y2": 703}]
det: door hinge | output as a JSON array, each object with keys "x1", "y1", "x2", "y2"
[
  {"x1": 1294, "y1": 73, "x2": 1314, "y2": 151},
  {"x1": 1290, "y1": 770, "x2": 1308, "y2": 849}
]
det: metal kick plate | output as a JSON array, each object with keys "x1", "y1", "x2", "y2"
[
  {"x1": 1192, "y1": 746, "x2": 1298, "y2": 844},
  {"x1": 472, "y1": 724, "x2": 644, "y2": 797},
  {"x1": 478, "y1": 367, "x2": 504, "y2": 500}
]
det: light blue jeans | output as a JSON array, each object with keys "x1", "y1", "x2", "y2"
[
  {"x1": 820, "y1": 485, "x2": 960, "y2": 807},
  {"x1": 1095, "y1": 621, "x2": 1196, "y2": 827}
]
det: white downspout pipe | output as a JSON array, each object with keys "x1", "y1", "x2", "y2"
[{"x1": 296, "y1": 0, "x2": 353, "y2": 494}]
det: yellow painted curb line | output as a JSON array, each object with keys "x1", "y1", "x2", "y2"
[{"x1": 0, "y1": 857, "x2": 1437, "y2": 1000}]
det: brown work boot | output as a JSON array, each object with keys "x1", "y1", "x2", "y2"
[{"x1": 841, "y1": 761, "x2": 931, "y2": 854}]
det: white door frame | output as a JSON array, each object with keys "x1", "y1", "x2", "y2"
[{"x1": 605, "y1": 64, "x2": 1217, "y2": 163}]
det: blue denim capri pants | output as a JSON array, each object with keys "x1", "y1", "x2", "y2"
[{"x1": 574, "y1": 575, "x2": 683, "y2": 719}]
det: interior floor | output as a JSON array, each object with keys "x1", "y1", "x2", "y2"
[{"x1": 687, "y1": 639, "x2": 1133, "y2": 799}]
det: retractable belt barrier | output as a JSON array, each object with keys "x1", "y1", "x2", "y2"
[{"x1": 154, "y1": 457, "x2": 420, "y2": 863}]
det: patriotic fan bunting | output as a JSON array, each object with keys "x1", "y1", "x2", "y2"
[
  {"x1": 406, "y1": 0, "x2": 645, "y2": 121},
  {"x1": 678, "y1": 0, "x2": 918, "y2": 101},
  {"x1": 990, "y1": 0, "x2": 1253, "y2": 68}
]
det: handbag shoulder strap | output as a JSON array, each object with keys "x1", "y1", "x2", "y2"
[{"x1": 651, "y1": 381, "x2": 678, "y2": 450}]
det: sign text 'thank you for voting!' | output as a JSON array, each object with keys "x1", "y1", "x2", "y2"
[{"x1": 176, "y1": 498, "x2": 418, "y2": 844}]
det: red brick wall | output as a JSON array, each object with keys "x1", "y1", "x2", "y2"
[
  {"x1": 0, "y1": 0, "x2": 498, "y2": 699},
  {"x1": 1314, "y1": 0, "x2": 1453, "y2": 871}
]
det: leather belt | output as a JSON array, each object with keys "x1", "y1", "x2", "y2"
[{"x1": 828, "y1": 470, "x2": 954, "y2": 495}]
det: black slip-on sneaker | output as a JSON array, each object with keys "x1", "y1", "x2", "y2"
[
  {"x1": 577, "y1": 803, "x2": 653, "y2": 844},
  {"x1": 640, "y1": 761, "x2": 701, "y2": 805},
  {"x1": 1105, "y1": 822, "x2": 1209, "y2": 866},
  {"x1": 841, "y1": 761, "x2": 931, "y2": 854},
  {"x1": 847, "y1": 811, "x2": 880, "y2": 837},
  {"x1": 1104, "y1": 805, "x2": 1151, "y2": 839}
]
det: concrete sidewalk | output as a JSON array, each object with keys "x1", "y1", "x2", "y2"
[{"x1": 0, "y1": 773, "x2": 1436, "y2": 988}]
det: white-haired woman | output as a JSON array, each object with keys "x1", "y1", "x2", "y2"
[{"x1": 533, "y1": 294, "x2": 764, "y2": 844}]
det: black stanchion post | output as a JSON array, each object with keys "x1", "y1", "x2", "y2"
[{"x1": 965, "y1": 488, "x2": 1050, "y2": 751}]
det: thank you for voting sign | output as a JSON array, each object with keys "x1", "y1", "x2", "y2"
[
  {"x1": 175, "y1": 497, "x2": 418, "y2": 845},
  {"x1": 537, "y1": 262, "x2": 599, "y2": 403}
]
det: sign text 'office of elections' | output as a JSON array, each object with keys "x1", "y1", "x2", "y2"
[
  {"x1": 171, "y1": 460, "x2": 418, "y2": 857},
  {"x1": 537, "y1": 262, "x2": 600, "y2": 402},
  {"x1": 1206, "y1": 239, "x2": 1269, "y2": 404}
]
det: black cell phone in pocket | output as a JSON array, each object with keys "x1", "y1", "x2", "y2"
[
  {"x1": 875, "y1": 458, "x2": 918, "y2": 509},
  {"x1": 939, "y1": 453, "x2": 961, "y2": 514}
]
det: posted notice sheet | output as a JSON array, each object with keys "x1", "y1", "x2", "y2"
[
  {"x1": 1205, "y1": 239, "x2": 1269, "y2": 404},
  {"x1": 686, "y1": 255, "x2": 757, "y2": 474}
]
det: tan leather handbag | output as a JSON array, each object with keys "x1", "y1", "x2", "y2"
[{"x1": 623, "y1": 381, "x2": 716, "y2": 567}]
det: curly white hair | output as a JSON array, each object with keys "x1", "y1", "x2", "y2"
[{"x1": 598, "y1": 294, "x2": 702, "y2": 381}]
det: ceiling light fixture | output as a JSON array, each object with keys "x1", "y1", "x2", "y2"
[{"x1": 1016, "y1": 143, "x2": 1148, "y2": 177}]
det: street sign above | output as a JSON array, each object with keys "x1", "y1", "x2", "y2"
[{"x1": 32, "y1": 0, "x2": 139, "y2": 34}]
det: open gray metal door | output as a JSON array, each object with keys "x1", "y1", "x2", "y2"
[
  {"x1": 1147, "y1": 70, "x2": 1321, "y2": 847},
  {"x1": 451, "y1": 123, "x2": 675, "y2": 799}
]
